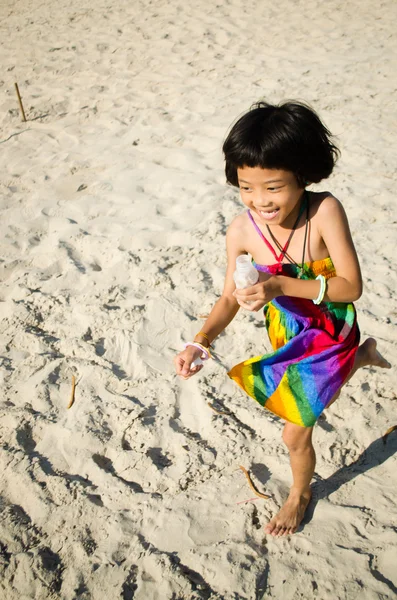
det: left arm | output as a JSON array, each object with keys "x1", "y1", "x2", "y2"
[{"x1": 235, "y1": 195, "x2": 363, "y2": 310}]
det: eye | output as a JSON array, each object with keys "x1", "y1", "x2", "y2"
[{"x1": 239, "y1": 186, "x2": 251, "y2": 192}]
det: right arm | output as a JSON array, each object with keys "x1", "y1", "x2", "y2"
[{"x1": 174, "y1": 218, "x2": 246, "y2": 378}]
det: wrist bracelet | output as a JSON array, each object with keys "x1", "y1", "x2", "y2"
[
  {"x1": 184, "y1": 342, "x2": 211, "y2": 360},
  {"x1": 195, "y1": 331, "x2": 212, "y2": 347},
  {"x1": 313, "y1": 274, "x2": 326, "y2": 305}
]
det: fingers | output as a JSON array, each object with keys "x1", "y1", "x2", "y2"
[
  {"x1": 233, "y1": 288, "x2": 265, "y2": 306},
  {"x1": 240, "y1": 282, "x2": 261, "y2": 294},
  {"x1": 180, "y1": 364, "x2": 203, "y2": 379},
  {"x1": 174, "y1": 356, "x2": 190, "y2": 378},
  {"x1": 236, "y1": 299, "x2": 264, "y2": 312},
  {"x1": 180, "y1": 360, "x2": 193, "y2": 378},
  {"x1": 233, "y1": 289, "x2": 258, "y2": 301},
  {"x1": 236, "y1": 300, "x2": 254, "y2": 311},
  {"x1": 174, "y1": 356, "x2": 187, "y2": 376},
  {"x1": 174, "y1": 355, "x2": 203, "y2": 379}
]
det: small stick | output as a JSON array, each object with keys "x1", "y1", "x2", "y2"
[
  {"x1": 382, "y1": 425, "x2": 397, "y2": 445},
  {"x1": 207, "y1": 402, "x2": 230, "y2": 415},
  {"x1": 14, "y1": 83, "x2": 27, "y2": 122},
  {"x1": 239, "y1": 465, "x2": 271, "y2": 499},
  {"x1": 236, "y1": 497, "x2": 261, "y2": 505},
  {"x1": 67, "y1": 375, "x2": 76, "y2": 409}
]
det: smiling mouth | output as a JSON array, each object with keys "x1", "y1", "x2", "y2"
[{"x1": 258, "y1": 208, "x2": 280, "y2": 220}]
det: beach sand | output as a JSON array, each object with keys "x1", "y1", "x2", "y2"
[{"x1": 0, "y1": 0, "x2": 396, "y2": 598}]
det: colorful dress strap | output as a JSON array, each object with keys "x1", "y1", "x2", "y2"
[
  {"x1": 247, "y1": 192, "x2": 308, "y2": 266},
  {"x1": 247, "y1": 210, "x2": 280, "y2": 261}
]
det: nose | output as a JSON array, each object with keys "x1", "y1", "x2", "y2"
[
  {"x1": 255, "y1": 190, "x2": 271, "y2": 206},
  {"x1": 257, "y1": 189, "x2": 270, "y2": 204}
]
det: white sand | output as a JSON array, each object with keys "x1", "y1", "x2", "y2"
[{"x1": 0, "y1": 0, "x2": 396, "y2": 598}]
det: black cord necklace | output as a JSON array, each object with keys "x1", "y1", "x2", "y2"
[{"x1": 266, "y1": 191, "x2": 310, "y2": 279}]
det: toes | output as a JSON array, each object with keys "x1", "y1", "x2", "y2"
[
  {"x1": 265, "y1": 520, "x2": 291, "y2": 537},
  {"x1": 281, "y1": 528, "x2": 290, "y2": 537},
  {"x1": 264, "y1": 520, "x2": 277, "y2": 535},
  {"x1": 266, "y1": 524, "x2": 296, "y2": 538},
  {"x1": 264, "y1": 527, "x2": 273, "y2": 535},
  {"x1": 278, "y1": 527, "x2": 290, "y2": 537},
  {"x1": 268, "y1": 524, "x2": 297, "y2": 537}
]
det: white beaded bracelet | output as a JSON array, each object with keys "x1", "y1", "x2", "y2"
[
  {"x1": 313, "y1": 274, "x2": 326, "y2": 305},
  {"x1": 183, "y1": 342, "x2": 211, "y2": 361}
]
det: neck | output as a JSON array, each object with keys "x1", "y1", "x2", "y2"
[{"x1": 272, "y1": 189, "x2": 307, "y2": 232}]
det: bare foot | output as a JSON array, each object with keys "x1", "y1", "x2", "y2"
[
  {"x1": 264, "y1": 489, "x2": 312, "y2": 537},
  {"x1": 360, "y1": 338, "x2": 391, "y2": 369},
  {"x1": 327, "y1": 337, "x2": 390, "y2": 410}
]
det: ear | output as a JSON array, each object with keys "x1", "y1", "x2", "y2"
[{"x1": 295, "y1": 173, "x2": 307, "y2": 188}]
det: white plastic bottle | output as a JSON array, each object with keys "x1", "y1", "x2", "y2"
[
  {"x1": 191, "y1": 356, "x2": 204, "y2": 368},
  {"x1": 190, "y1": 256, "x2": 258, "y2": 369},
  {"x1": 233, "y1": 255, "x2": 259, "y2": 289}
]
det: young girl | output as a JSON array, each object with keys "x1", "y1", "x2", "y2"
[{"x1": 174, "y1": 101, "x2": 390, "y2": 537}]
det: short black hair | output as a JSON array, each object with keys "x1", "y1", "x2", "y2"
[{"x1": 222, "y1": 101, "x2": 339, "y2": 188}]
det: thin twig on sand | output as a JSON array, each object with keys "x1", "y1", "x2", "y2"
[
  {"x1": 67, "y1": 375, "x2": 76, "y2": 409},
  {"x1": 383, "y1": 425, "x2": 397, "y2": 445},
  {"x1": 239, "y1": 466, "x2": 271, "y2": 499}
]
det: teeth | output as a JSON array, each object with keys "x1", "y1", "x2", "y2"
[{"x1": 257, "y1": 208, "x2": 279, "y2": 220}]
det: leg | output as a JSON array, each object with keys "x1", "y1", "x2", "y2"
[
  {"x1": 327, "y1": 337, "x2": 391, "y2": 408},
  {"x1": 264, "y1": 423, "x2": 314, "y2": 537}
]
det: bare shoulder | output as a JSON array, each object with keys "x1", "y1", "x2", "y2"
[
  {"x1": 310, "y1": 191, "x2": 342, "y2": 214},
  {"x1": 309, "y1": 191, "x2": 346, "y2": 227},
  {"x1": 227, "y1": 212, "x2": 248, "y2": 230},
  {"x1": 227, "y1": 212, "x2": 249, "y2": 240}
]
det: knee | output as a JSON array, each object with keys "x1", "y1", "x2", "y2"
[{"x1": 282, "y1": 426, "x2": 313, "y2": 453}]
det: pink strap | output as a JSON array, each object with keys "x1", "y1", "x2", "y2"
[{"x1": 247, "y1": 210, "x2": 284, "y2": 263}]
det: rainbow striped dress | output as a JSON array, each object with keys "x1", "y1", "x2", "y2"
[{"x1": 228, "y1": 258, "x2": 360, "y2": 427}]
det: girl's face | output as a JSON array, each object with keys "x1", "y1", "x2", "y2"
[{"x1": 237, "y1": 166, "x2": 305, "y2": 228}]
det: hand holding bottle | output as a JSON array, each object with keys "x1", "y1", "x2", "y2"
[
  {"x1": 233, "y1": 255, "x2": 259, "y2": 290},
  {"x1": 233, "y1": 255, "x2": 278, "y2": 311}
]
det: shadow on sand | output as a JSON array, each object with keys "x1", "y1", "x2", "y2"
[{"x1": 304, "y1": 430, "x2": 397, "y2": 525}]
